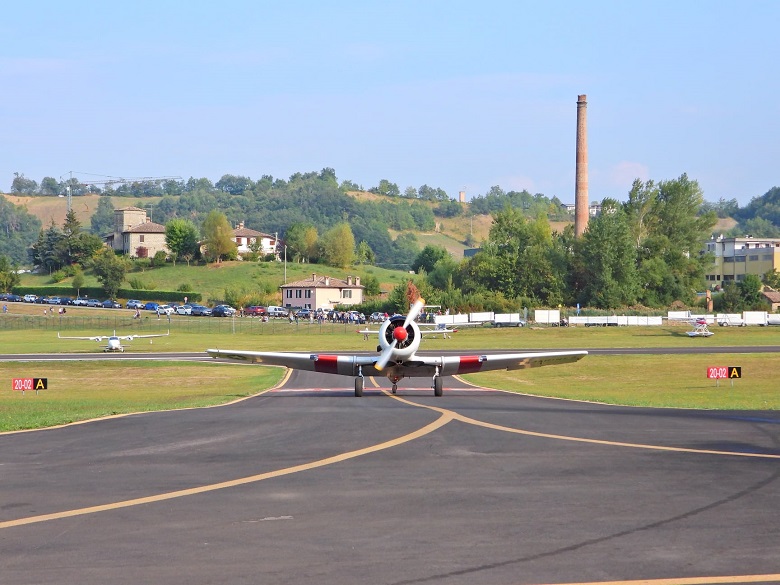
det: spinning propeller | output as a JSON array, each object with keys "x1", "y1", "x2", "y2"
[{"x1": 375, "y1": 298, "x2": 425, "y2": 371}]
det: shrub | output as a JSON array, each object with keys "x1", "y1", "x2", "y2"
[{"x1": 151, "y1": 250, "x2": 167, "y2": 268}]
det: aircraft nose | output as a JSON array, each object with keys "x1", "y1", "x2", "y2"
[{"x1": 393, "y1": 326, "x2": 408, "y2": 342}]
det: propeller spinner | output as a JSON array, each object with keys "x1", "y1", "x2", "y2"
[{"x1": 375, "y1": 298, "x2": 425, "y2": 371}]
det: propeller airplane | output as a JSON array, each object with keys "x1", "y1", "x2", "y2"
[
  {"x1": 58, "y1": 330, "x2": 170, "y2": 352},
  {"x1": 207, "y1": 299, "x2": 587, "y2": 396}
]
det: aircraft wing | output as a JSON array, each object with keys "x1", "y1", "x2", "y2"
[
  {"x1": 206, "y1": 349, "x2": 587, "y2": 377},
  {"x1": 58, "y1": 333, "x2": 106, "y2": 342},
  {"x1": 206, "y1": 349, "x2": 378, "y2": 376},
  {"x1": 119, "y1": 330, "x2": 170, "y2": 340},
  {"x1": 430, "y1": 350, "x2": 587, "y2": 375},
  {"x1": 357, "y1": 327, "x2": 457, "y2": 335}
]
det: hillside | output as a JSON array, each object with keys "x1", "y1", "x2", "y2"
[{"x1": 2, "y1": 193, "x2": 154, "y2": 228}]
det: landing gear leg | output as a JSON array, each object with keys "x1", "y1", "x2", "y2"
[
  {"x1": 355, "y1": 366, "x2": 364, "y2": 397},
  {"x1": 433, "y1": 367, "x2": 443, "y2": 397},
  {"x1": 391, "y1": 383, "x2": 397, "y2": 394}
]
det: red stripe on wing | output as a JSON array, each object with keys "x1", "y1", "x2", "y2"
[
  {"x1": 457, "y1": 355, "x2": 484, "y2": 374},
  {"x1": 314, "y1": 355, "x2": 340, "y2": 374}
]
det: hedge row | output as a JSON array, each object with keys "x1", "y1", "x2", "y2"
[{"x1": 12, "y1": 286, "x2": 201, "y2": 303}]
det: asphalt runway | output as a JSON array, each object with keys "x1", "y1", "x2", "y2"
[{"x1": 2, "y1": 352, "x2": 780, "y2": 585}]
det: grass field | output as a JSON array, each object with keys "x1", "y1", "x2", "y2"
[{"x1": 1, "y1": 319, "x2": 779, "y2": 431}]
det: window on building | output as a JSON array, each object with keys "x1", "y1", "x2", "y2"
[
  {"x1": 139, "y1": 235, "x2": 145, "y2": 243},
  {"x1": 295, "y1": 290, "x2": 302, "y2": 298},
  {"x1": 305, "y1": 290, "x2": 312, "y2": 299},
  {"x1": 342, "y1": 289, "x2": 352, "y2": 299},
  {"x1": 286, "y1": 290, "x2": 292, "y2": 299},
  {"x1": 749, "y1": 255, "x2": 759, "y2": 261},
  {"x1": 724, "y1": 257, "x2": 734, "y2": 263}
]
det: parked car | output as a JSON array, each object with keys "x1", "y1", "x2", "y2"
[
  {"x1": 102, "y1": 299, "x2": 121, "y2": 309},
  {"x1": 347, "y1": 311, "x2": 366, "y2": 324},
  {"x1": 190, "y1": 304, "x2": 212, "y2": 316},
  {"x1": 59, "y1": 296, "x2": 74, "y2": 305},
  {"x1": 45, "y1": 296, "x2": 62, "y2": 305},
  {"x1": 144, "y1": 302, "x2": 159, "y2": 311},
  {"x1": 126, "y1": 299, "x2": 144, "y2": 309},
  {"x1": 370, "y1": 312, "x2": 387, "y2": 323},
  {"x1": 86, "y1": 299, "x2": 102, "y2": 307},
  {"x1": 23, "y1": 294, "x2": 38, "y2": 303},
  {"x1": 174, "y1": 304, "x2": 192, "y2": 315},
  {"x1": 4, "y1": 294, "x2": 22, "y2": 302},
  {"x1": 156, "y1": 304, "x2": 175, "y2": 315},
  {"x1": 243, "y1": 305, "x2": 266, "y2": 317},
  {"x1": 267, "y1": 305, "x2": 289, "y2": 318},
  {"x1": 72, "y1": 297, "x2": 89, "y2": 306},
  {"x1": 212, "y1": 304, "x2": 237, "y2": 317}
]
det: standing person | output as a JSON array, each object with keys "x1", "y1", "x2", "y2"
[
  {"x1": 156, "y1": 307, "x2": 161, "y2": 320},
  {"x1": 3, "y1": 303, "x2": 7, "y2": 313}
]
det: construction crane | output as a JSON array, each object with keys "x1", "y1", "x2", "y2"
[{"x1": 59, "y1": 172, "x2": 182, "y2": 211}]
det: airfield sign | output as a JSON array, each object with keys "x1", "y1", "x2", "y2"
[
  {"x1": 707, "y1": 366, "x2": 741, "y2": 387},
  {"x1": 12, "y1": 377, "x2": 48, "y2": 395}
]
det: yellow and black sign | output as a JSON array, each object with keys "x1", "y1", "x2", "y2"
[
  {"x1": 728, "y1": 366, "x2": 742, "y2": 379},
  {"x1": 33, "y1": 377, "x2": 48, "y2": 390}
]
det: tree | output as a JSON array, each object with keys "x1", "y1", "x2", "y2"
[
  {"x1": 90, "y1": 248, "x2": 127, "y2": 298},
  {"x1": 165, "y1": 219, "x2": 200, "y2": 264},
  {"x1": 0, "y1": 196, "x2": 42, "y2": 264},
  {"x1": 412, "y1": 245, "x2": 450, "y2": 274},
  {"x1": 90, "y1": 197, "x2": 115, "y2": 235},
  {"x1": 0, "y1": 255, "x2": 21, "y2": 292},
  {"x1": 71, "y1": 266, "x2": 85, "y2": 296},
  {"x1": 201, "y1": 211, "x2": 236, "y2": 263},
  {"x1": 30, "y1": 221, "x2": 65, "y2": 272},
  {"x1": 284, "y1": 222, "x2": 319, "y2": 263},
  {"x1": 320, "y1": 222, "x2": 355, "y2": 268},
  {"x1": 355, "y1": 240, "x2": 376, "y2": 265},
  {"x1": 738, "y1": 274, "x2": 765, "y2": 309},
  {"x1": 40, "y1": 177, "x2": 60, "y2": 196},
  {"x1": 11, "y1": 172, "x2": 38, "y2": 194},
  {"x1": 372, "y1": 179, "x2": 400, "y2": 197},
  {"x1": 576, "y1": 199, "x2": 640, "y2": 309}
]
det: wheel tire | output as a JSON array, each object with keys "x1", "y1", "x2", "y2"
[
  {"x1": 355, "y1": 377, "x2": 363, "y2": 397},
  {"x1": 434, "y1": 377, "x2": 443, "y2": 397}
]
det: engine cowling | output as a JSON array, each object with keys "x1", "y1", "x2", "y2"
[{"x1": 377, "y1": 315, "x2": 421, "y2": 362}]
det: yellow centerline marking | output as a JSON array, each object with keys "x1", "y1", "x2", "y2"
[
  {"x1": 539, "y1": 576, "x2": 780, "y2": 585},
  {"x1": 0, "y1": 410, "x2": 454, "y2": 530},
  {"x1": 385, "y1": 392, "x2": 780, "y2": 459}
]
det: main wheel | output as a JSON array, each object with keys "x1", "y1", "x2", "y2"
[
  {"x1": 391, "y1": 383, "x2": 397, "y2": 394},
  {"x1": 355, "y1": 377, "x2": 363, "y2": 397},
  {"x1": 434, "y1": 377, "x2": 443, "y2": 397}
]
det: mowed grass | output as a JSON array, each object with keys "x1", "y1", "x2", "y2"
[
  {"x1": 1, "y1": 361, "x2": 284, "y2": 432},
  {"x1": 463, "y1": 354, "x2": 780, "y2": 410},
  {"x1": 1, "y1": 322, "x2": 778, "y2": 431}
]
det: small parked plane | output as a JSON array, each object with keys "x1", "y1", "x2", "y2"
[
  {"x1": 686, "y1": 318, "x2": 714, "y2": 337},
  {"x1": 58, "y1": 330, "x2": 170, "y2": 352},
  {"x1": 207, "y1": 299, "x2": 587, "y2": 396}
]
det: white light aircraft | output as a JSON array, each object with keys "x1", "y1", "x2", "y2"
[
  {"x1": 58, "y1": 330, "x2": 170, "y2": 352},
  {"x1": 207, "y1": 299, "x2": 587, "y2": 396},
  {"x1": 686, "y1": 318, "x2": 714, "y2": 337}
]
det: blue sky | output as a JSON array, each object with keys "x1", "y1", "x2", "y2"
[{"x1": 2, "y1": 1, "x2": 778, "y2": 205}]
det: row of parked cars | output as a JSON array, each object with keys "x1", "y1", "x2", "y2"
[{"x1": 125, "y1": 300, "x2": 237, "y2": 317}]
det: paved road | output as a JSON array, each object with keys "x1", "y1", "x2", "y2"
[{"x1": 2, "y1": 354, "x2": 780, "y2": 585}]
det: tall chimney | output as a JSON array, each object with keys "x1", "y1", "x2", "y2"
[{"x1": 574, "y1": 94, "x2": 589, "y2": 238}]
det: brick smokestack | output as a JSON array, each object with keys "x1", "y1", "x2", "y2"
[{"x1": 574, "y1": 94, "x2": 589, "y2": 238}]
